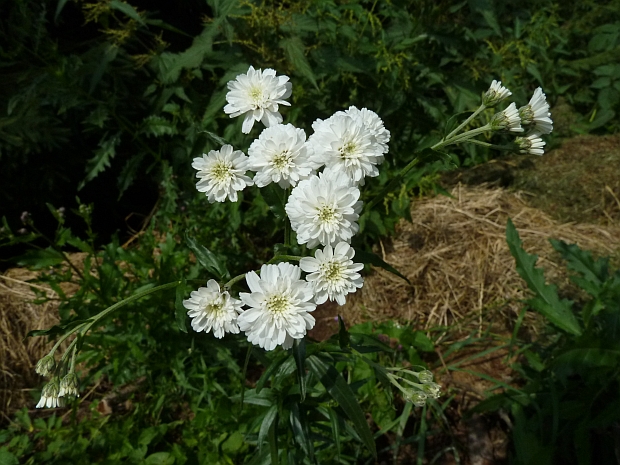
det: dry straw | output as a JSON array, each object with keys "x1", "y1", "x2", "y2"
[{"x1": 331, "y1": 184, "x2": 620, "y2": 338}]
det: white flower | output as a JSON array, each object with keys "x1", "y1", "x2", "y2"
[
  {"x1": 224, "y1": 66, "x2": 292, "y2": 134},
  {"x1": 308, "y1": 113, "x2": 382, "y2": 185},
  {"x1": 183, "y1": 280, "x2": 243, "y2": 338},
  {"x1": 519, "y1": 87, "x2": 553, "y2": 135},
  {"x1": 238, "y1": 263, "x2": 316, "y2": 351},
  {"x1": 515, "y1": 132, "x2": 546, "y2": 156},
  {"x1": 482, "y1": 80, "x2": 512, "y2": 107},
  {"x1": 421, "y1": 382, "x2": 442, "y2": 399},
  {"x1": 59, "y1": 373, "x2": 80, "y2": 398},
  {"x1": 285, "y1": 169, "x2": 363, "y2": 249},
  {"x1": 248, "y1": 124, "x2": 319, "y2": 188},
  {"x1": 36, "y1": 378, "x2": 65, "y2": 409},
  {"x1": 404, "y1": 390, "x2": 427, "y2": 407},
  {"x1": 490, "y1": 102, "x2": 524, "y2": 132},
  {"x1": 343, "y1": 106, "x2": 391, "y2": 158},
  {"x1": 192, "y1": 145, "x2": 253, "y2": 203},
  {"x1": 300, "y1": 242, "x2": 364, "y2": 305}
]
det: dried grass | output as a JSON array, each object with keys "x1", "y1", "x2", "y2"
[
  {"x1": 335, "y1": 184, "x2": 620, "y2": 337},
  {"x1": 0, "y1": 258, "x2": 82, "y2": 422}
]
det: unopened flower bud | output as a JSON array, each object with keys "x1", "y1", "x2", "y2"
[
  {"x1": 59, "y1": 372, "x2": 80, "y2": 398},
  {"x1": 482, "y1": 80, "x2": 512, "y2": 107},
  {"x1": 417, "y1": 370, "x2": 434, "y2": 384},
  {"x1": 422, "y1": 382, "x2": 442, "y2": 399},
  {"x1": 20, "y1": 211, "x2": 31, "y2": 225},
  {"x1": 35, "y1": 355, "x2": 56, "y2": 377},
  {"x1": 490, "y1": 103, "x2": 524, "y2": 133},
  {"x1": 405, "y1": 390, "x2": 428, "y2": 407},
  {"x1": 515, "y1": 133, "x2": 546, "y2": 156}
]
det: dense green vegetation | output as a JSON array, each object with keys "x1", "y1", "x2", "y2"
[{"x1": 1, "y1": 0, "x2": 619, "y2": 463}]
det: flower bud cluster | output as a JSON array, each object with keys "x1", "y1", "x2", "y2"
[
  {"x1": 387, "y1": 367, "x2": 442, "y2": 408},
  {"x1": 34, "y1": 353, "x2": 80, "y2": 409}
]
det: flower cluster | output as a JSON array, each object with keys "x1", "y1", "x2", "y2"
[
  {"x1": 481, "y1": 81, "x2": 553, "y2": 156},
  {"x1": 387, "y1": 367, "x2": 442, "y2": 408},
  {"x1": 35, "y1": 356, "x2": 81, "y2": 409},
  {"x1": 184, "y1": 65, "x2": 384, "y2": 351}
]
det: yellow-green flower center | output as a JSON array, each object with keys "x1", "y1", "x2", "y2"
[
  {"x1": 317, "y1": 205, "x2": 337, "y2": 223},
  {"x1": 272, "y1": 150, "x2": 292, "y2": 170},
  {"x1": 339, "y1": 141, "x2": 358, "y2": 159},
  {"x1": 266, "y1": 294, "x2": 290, "y2": 314},
  {"x1": 211, "y1": 162, "x2": 232, "y2": 183},
  {"x1": 206, "y1": 302, "x2": 225, "y2": 317},
  {"x1": 322, "y1": 262, "x2": 344, "y2": 281},
  {"x1": 249, "y1": 86, "x2": 264, "y2": 106}
]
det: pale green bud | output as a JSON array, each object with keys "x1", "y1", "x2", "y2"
[
  {"x1": 59, "y1": 372, "x2": 80, "y2": 398},
  {"x1": 35, "y1": 355, "x2": 56, "y2": 377},
  {"x1": 417, "y1": 370, "x2": 434, "y2": 384},
  {"x1": 405, "y1": 390, "x2": 428, "y2": 407}
]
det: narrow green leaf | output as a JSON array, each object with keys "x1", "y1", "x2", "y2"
[
  {"x1": 174, "y1": 278, "x2": 188, "y2": 333},
  {"x1": 184, "y1": 231, "x2": 229, "y2": 279},
  {"x1": 260, "y1": 184, "x2": 287, "y2": 219},
  {"x1": 553, "y1": 348, "x2": 620, "y2": 368},
  {"x1": 292, "y1": 339, "x2": 307, "y2": 402},
  {"x1": 54, "y1": 0, "x2": 70, "y2": 21},
  {"x1": 337, "y1": 315, "x2": 350, "y2": 350},
  {"x1": 258, "y1": 406, "x2": 278, "y2": 452},
  {"x1": 256, "y1": 353, "x2": 288, "y2": 394},
  {"x1": 355, "y1": 249, "x2": 410, "y2": 285},
  {"x1": 328, "y1": 408, "x2": 341, "y2": 459},
  {"x1": 506, "y1": 219, "x2": 582, "y2": 336},
  {"x1": 27, "y1": 318, "x2": 91, "y2": 339},
  {"x1": 268, "y1": 415, "x2": 279, "y2": 465},
  {"x1": 290, "y1": 403, "x2": 315, "y2": 461},
  {"x1": 202, "y1": 130, "x2": 230, "y2": 147},
  {"x1": 306, "y1": 355, "x2": 377, "y2": 458}
]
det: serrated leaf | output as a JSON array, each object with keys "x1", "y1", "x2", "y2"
[
  {"x1": 279, "y1": 36, "x2": 318, "y2": 90},
  {"x1": 16, "y1": 248, "x2": 65, "y2": 268},
  {"x1": 109, "y1": 0, "x2": 145, "y2": 25},
  {"x1": 355, "y1": 249, "x2": 410, "y2": 285},
  {"x1": 141, "y1": 115, "x2": 177, "y2": 138},
  {"x1": 306, "y1": 355, "x2": 377, "y2": 458},
  {"x1": 184, "y1": 231, "x2": 229, "y2": 280},
  {"x1": 174, "y1": 278, "x2": 188, "y2": 333},
  {"x1": 80, "y1": 132, "x2": 121, "y2": 190},
  {"x1": 506, "y1": 219, "x2": 582, "y2": 336}
]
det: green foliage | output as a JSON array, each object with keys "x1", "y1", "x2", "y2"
[{"x1": 474, "y1": 220, "x2": 620, "y2": 464}]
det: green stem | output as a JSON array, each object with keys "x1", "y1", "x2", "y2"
[
  {"x1": 432, "y1": 124, "x2": 492, "y2": 150},
  {"x1": 224, "y1": 273, "x2": 247, "y2": 289},
  {"x1": 80, "y1": 281, "x2": 181, "y2": 335},
  {"x1": 444, "y1": 103, "x2": 486, "y2": 141},
  {"x1": 284, "y1": 188, "x2": 292, "y2": 247},
  {"x1": 266, "y1": 255, "x2": 302, "y2": 264},
  {"x1": 461, "y1": 139, "x2": 517, "y2": 151},
  {"x1": 47, "y1": 323, "x2": 88, "y2": 358}
]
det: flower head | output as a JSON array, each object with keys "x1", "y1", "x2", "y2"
[
  {"x1": 421, "y1": 382, "x2": 442, "y2": 399},
  {"x1": 483, "y1": 80, "x2": 512, "y2": 107},
  {"x1": 404, "y1": 390, "x2": 428, "y2": 407},
  {"x1": 238, "y1": 263, "x2": 316, "y2": 351},
  {"x1": 36, "y1": 378, "x2": 65, "y2": 409},
  {"x1": 224, "y1": 66, "x2": 292, "y2": 134},
  {"x1": 59, "y1": 372, "x2": 80, "y2": 398},
  {"x1": 490, "y1": 102, "x2": 524, "y2": 132},
  {"x1": 192, "y1": 145, "x2": 253, "y2": 203},
  {"x1": 183, "y1": 280, "x2": 244, "y2": 338},
  {"x1": 515, "y1": 132, "x2": 546, "y2": 156},
  {"x1": 285, "y1": 169, "x2": 363, "y2": 249},
  {"x1": 35, "y1": 355, "x2": 56, "y2": 377},
  {"x1": 416, "y1": 370, "x2": 434, "y2": 384},
  {"x1": 519, "y1": 87, "x2": 553, "y2": 134},
  {"x1": 248, "y1": 124, "x2": 318, "y2": 188},
  {"x1": 343, "y1": 106, "x2": 390, "y2": 158},
  {"x1": 300, "y1": 242, "x2": 364, "y2": 305},
  {"x1": 308, "y1": 113, "x2": 382, "y2": 185}
]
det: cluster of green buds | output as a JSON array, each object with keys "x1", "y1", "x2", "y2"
[
  {"x1": 431, "y1": 79, "x2": 553, "y2": 156},
  {"x1": 386, "y1": 367, "x2": 442, "y2": 408},
  {"x1": 34, "y1": 347, "x2": 80, "y2": 408}
]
